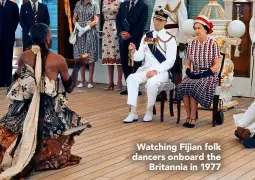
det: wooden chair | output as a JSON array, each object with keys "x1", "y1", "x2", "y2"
[
  {"x1": 176, "y1": 53, "x2": 226, "y2": 127},
  {"x1": 139, "y1": 70, "x2": 175, "y2": 122}
]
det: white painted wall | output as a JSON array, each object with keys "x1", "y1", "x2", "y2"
[{"x1": 76, "y1": 63, "x2": 126, "y2": 85}]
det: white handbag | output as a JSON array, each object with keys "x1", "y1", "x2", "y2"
[{"x1": 69, "y1": 25, "x2": 77, "y2": 44}]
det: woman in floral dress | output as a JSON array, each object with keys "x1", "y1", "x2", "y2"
[
  {"x1": 73, "y1": 0, "x2": 100, "y2": 88},
  {"x1": 177, "y1": 15, "x2": 221, "y2": 128},
  {"x1": 102, "y1": 0, "x2": 123, "y2": 91}
]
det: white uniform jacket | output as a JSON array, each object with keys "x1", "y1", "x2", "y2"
[{"x1": 133, "y1": 29, "x2": 177, "y2": 75}]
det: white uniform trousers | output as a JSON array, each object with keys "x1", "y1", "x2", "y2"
[
  {"x1": 127, "y1": 69, "x2": 168, "y2": 108},
  {"x1": 234, "y1": 100, "x2": 255, "y2": 135}
]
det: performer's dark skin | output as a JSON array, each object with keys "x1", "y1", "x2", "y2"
[{"x1": 16, "y1": 30, "x2": 88, "y2": 93}]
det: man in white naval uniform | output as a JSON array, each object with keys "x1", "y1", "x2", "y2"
[
  {"x1": 150, "y1": 0, "x2": 187, "y2": 101},
  {"x1": 123, "y1": 7, "x2": 177, "y2": 123}
]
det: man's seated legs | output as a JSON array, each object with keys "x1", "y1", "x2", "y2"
[
  {"x1": 144, "y1": 73, "x2": 168, "y2": 122},
  {"x1": 123, "y1": 71, "x2": 148, "y2": 123},
  {"x1": 123, "y1": 71, "x2": 168, "y2": 123}
]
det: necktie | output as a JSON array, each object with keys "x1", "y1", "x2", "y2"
[
  {"x1": 2, "y1": 0, "x2": 4, "y2": 7},
  {"x1": 33, "y1": 1, "x2": 38, "y2": 23},
  {"x1": 130, "y1": 0, "x2": 135, "y2": 10}
]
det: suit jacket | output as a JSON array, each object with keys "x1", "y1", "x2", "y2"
[
  {"x1": 20, "y1": 2, "x2": 50, "y2": 45},
  {"x1": 0, "y1": 0, "x2": 19, "y2": 42},
  {"x1": 116, "y1": 0, "x2": 148, "y2": 47}
]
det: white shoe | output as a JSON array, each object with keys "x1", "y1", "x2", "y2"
[
  {"x1": 123, "y1": 113, "x2": 138, "y2": 123},
  {"x1": 143, "y1": 111, "x2": 153, "y2": 122},
  {"x1": 77, "y1": 82, "x2": 85, "y2": 88},
  {"x1": 87, "y1": 84, "x2": 94, "y2": 88}
]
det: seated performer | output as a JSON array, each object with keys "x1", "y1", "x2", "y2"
[
  {"x1": 234, "y1": 101, "x2": 255, "y2": 146},
  {"x1": 234, "y1": 13, "x2": 255, "y2": 140},
  {"x1": 0, "y1": 23, "x2": 91, "y2": 179},
  {"x1": 123, "y1": 6, "x2": 177, "y2": 123}
]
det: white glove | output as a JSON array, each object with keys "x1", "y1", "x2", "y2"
[
  {"x1": 75, "y1": 22, "x2": 83, "y2": 31},
  {"x1": 78, "y1": 25, "x2": 91, "y2": 37},
  {"x1": 179, "y1": 51, "x2": 186, "y2": 59}
]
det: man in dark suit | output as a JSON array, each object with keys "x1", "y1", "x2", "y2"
[
  {"x1": 116, "y1": 0, "x2": 148, "y2": 95},
  {"x1": 0, "y1": 0, "x2": 19, "y2": 87},
  {"x1": 20, "y1": 0, "x2": 50, "y2": 51}
]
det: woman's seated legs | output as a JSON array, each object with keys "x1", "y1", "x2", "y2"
[
  {"x1": 182, "y1": 96, "x2": 198, "y2": 128},
  {"x1": 188, "y1": 97, "x2": 198, "y2": 128},
  {"x1": 183, "y1": 96, "x2": 191, "y2": 127}
]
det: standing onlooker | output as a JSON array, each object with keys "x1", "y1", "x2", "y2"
[
  {"x1": 73, "y1": 0, "x2": 100, "y2": 88},
  {"x1": 20, "y1": 0, "x2": 50, "y2": 51},
  {"x1": 0, "y1": 0, "x2": 19, "y2": 87},
  {"x1": 116, "y1": 0, "x2": 148, "y2": 95},
  {"x1": 102, "y1": 0, "x2": 123, "y2": 91}
]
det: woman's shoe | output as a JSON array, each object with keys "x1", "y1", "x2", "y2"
[
  {"x1": 87, "y1": 84, "x2": 94, "y2": 88},
  {"x1": 187, "y1": 119, "x2": 196, "y2": 128},
  {"x1": 183, "y1": 117, "x2": 190, "y2": 127},
  {"x1": 114, "y1": 85, "x2": 122, "y2": 92},
  {"x1": 103, "y1": 83, "x2": 114, "y2": 91},
  {"x1": 77, "y1": 82, "x2": 86, "y2": 88}
]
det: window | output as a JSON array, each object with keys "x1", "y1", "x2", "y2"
[
  {"x1": 144, "y1": 0, "x2": 155, "y2": 31},
  {"x1": 43, "y1": 0, "x2": 58, "y2": 53}
]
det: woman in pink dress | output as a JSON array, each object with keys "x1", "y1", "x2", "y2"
[{"x1": 102, "y1": 0, "x2": 123, "y2": 91}]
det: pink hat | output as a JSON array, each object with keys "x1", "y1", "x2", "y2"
[{"x1": 194, "y1": 15, "x2": 214, "y2": 34}]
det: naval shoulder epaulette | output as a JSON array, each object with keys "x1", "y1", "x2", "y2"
[
  {"x1": 166, "y1": 31, "x2": 174, "y2": 37},
  {"x1": 157, "y1": 31, "x2": 174, "y2": 43}
]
